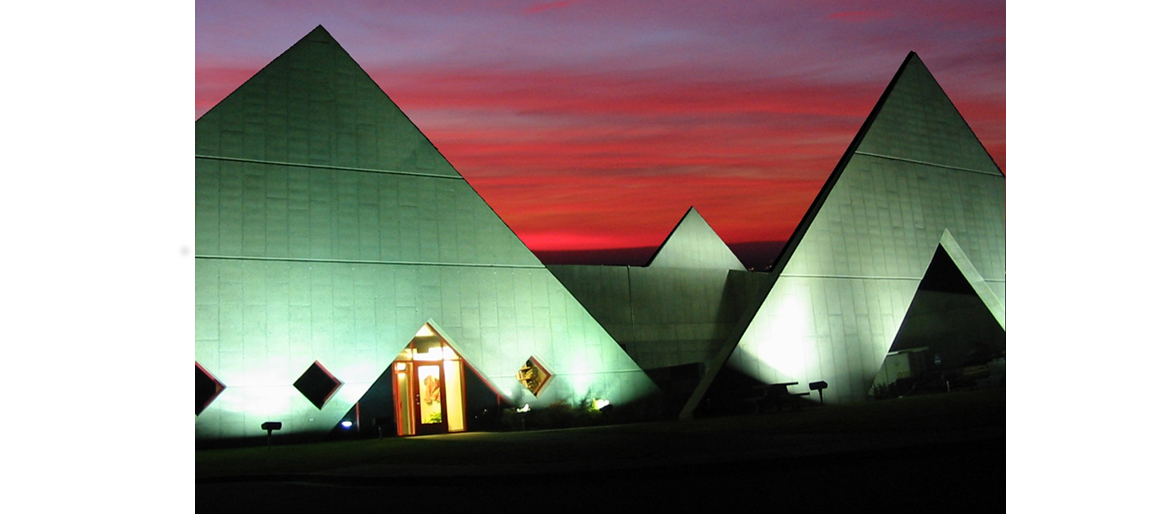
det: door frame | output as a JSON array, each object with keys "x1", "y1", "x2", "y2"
[{"x1": 392, "y1": 322, "x2": 469, "y2": 436}]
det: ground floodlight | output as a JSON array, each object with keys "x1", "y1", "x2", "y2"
[
  {"x1": 261, "y1": 421, "x2": 282, "y2": 447},
  {"x1": 809, "y1": 381, "x2": 828, "y2": 403}
]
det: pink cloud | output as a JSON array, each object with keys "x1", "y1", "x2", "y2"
[{"x1": 523, "y1": 0, "x2": 584, "y2": 15}]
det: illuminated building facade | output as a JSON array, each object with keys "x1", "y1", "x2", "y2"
[
  {"x1": 549, "y1": 53, "x2": 1005, "y2": 417},
  {"x1": 195, "y1": 26, "x2": 657, "y2": 442},
  {"x1": 548, "y1": 208, "x2": 772, "y2": 408},
  {"x1": 195, "y1": 27, "x2": 1005, "y2": 441},
  {"x1": 682, "y1": 53, "x2": 1006, "y2": 416}
]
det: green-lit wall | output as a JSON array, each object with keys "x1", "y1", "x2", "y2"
[
  {"x1": 722, "y1": 54, "x2": 1006, "y2": 404},
  {"x1": 194, "y1": 27, "x2": 657, "y2": 441}
]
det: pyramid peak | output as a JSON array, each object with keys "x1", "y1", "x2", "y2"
[
  {"x1": 196, "y1": 22, "x2": 466, "y2": 177},
  {"x1": 302, "y1": 24, "x2": 338, "y2": 43},
  {"x1": 196, "y1": 25, "x2": 542, "y2": 267},
  {"x1": 855, "y1": 51, "x2": 1001, "y2": 174},
  {"x1": 646, "y1": 207, "x2": 744, "y2": 270}
]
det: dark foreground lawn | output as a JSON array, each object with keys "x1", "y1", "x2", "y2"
[{"x1": 198, "y1": 388, "x2": 1005, "y2": 512}]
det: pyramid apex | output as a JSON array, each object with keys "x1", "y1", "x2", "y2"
[
  {"x1": 894, "y1": 51, "x2": 925, "y2": 77},
  {"x1": 196, "y1": 22, "x2": 465, "y2": 178},
  {"x1": 302, "y1": 24, "x2": 337, "y2": 43},
  {"x1": 853, "y1": 51, "x2": 1000, "y2": 174},
  {"x1": 762, "y1": 49, "x2": 1001, "y2": 277}
]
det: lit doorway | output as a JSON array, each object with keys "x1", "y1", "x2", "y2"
[{"x1": 392, "y1": 323, "x2": 466, "y2": 436}]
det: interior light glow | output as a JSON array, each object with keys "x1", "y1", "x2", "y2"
[
  {"x1": 518, "y1": 404, "x2": 531, "y2": 413},
  {"x1": 413, "y1": 347, "x2": 444, "y2": 361},
  {"x1": 340, "y1": 420, "x2": 353, "y2": 429},
  {"x1": 591, "y1": 398, "x2": 611, "y2": 411}
]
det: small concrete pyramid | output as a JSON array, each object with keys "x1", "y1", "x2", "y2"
[{"x1": 646, "y1": 207, "x2": 745, "y2": 270}]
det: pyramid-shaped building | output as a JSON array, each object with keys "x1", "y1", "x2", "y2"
[
  {"x1": 645, "y1": 207, "x2": 747, "y2": 271},
  {"x1": 195, "y1": 27, "x2": 1006, "y2": 440},
  {"x1": 682, "y1": 53, "x2": 1005, "y2": 416},
  {"x1": 195, "y1": 27, "x2": 657, "y2": 441},
  {"x1": 549, "y1": 207, "x2": 770, "y2": 410},
  {"x1": 549, "y1": 207, "x2": 765, "y2": 373}
]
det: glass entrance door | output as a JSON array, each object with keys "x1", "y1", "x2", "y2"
[
  {"x1": 414, "y1": 363, "x2": 446, "y2": 434},
  {"x1": 392, "y1": 323, "x2": 467, "y2": 436}
]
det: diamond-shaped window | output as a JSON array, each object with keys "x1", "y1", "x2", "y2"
[
  {"x1": 516, "y1": 357, "x2": 553, "y2": 397},
  {"x1": 294, "y1": 361, "x2": 342, "y2": 409},
  {"x1": 196, "y1": 363, "x2": 225, "y2": 415}
]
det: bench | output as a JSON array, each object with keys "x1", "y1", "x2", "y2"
[{"x1": 747, "y1": 382, "x2": 810, "y2": 413}]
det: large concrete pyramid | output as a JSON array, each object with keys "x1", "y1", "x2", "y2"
[
  {"x1": 684, "y1": 53, "x2": 1005, "y2": 414},
  {"x1": 646, "y1": 207, "x2": 746, "y2": 271},
  {"x1": 195, "y1": 26, "x2": 657, "y2": 440}
]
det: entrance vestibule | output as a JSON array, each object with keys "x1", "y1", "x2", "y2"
[{"x1": 392, "y1": 324, "x2": 467, "y2": 436}]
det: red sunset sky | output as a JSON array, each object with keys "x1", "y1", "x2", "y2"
[{"x1": 196, "y1": 0, "x2": 1005, "y2": 268}]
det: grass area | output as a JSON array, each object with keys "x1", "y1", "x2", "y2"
[{"x1": 196, "y1": 387, "x2": 1004, "y2": 479}]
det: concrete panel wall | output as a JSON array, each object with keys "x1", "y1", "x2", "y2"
[
  {"x1": 196, "y1": 259, "x2": 653, "y2": 440},
  {"x1": 628, "y1": 268, "x2": 759, "y2": 369},
  {"x1": 549, "y1": 208, "x2": 765, "y2": 372},
  {"x1": 195, "y1": 158, "x2": 539, "y2": 266},
  {"x1": 724, "y1": 54, "x2": 1005, "y2": 404},
  {"x1": 550, "y1": 265, "x2": 770, "y2": 371},
  {"x1": 195, "y1": 27, "x2": 657, "y2": 440}
]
